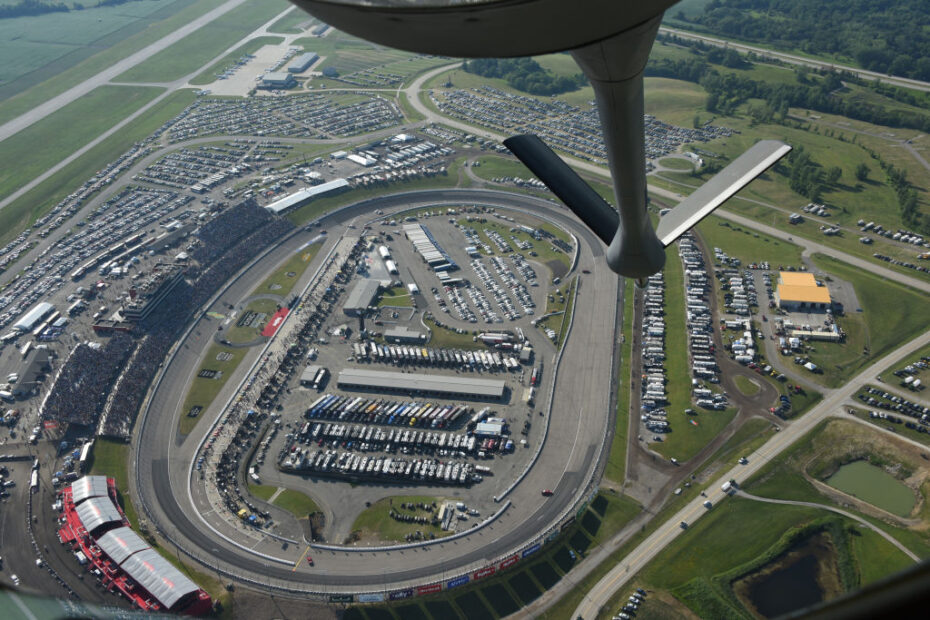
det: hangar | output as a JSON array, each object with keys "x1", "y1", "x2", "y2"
[
  {"x1": 337, "y1": 368, "x2": 506, "y2": 400},
  {"x1": 343, "y1": 279, "x2": 382, "y2": 316},
  {"x1": 775, "y1": 272, "x2": 832, "y2": 311}
]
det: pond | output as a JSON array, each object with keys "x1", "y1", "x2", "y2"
[
  {"x1": 826, "y1": 460, "x2": 915, "y2": 517},
  {"x1": 735, "y1": 532, "x2": 841, "y2": 618},
  {"x1": 748, "y1": 553, "x2": 824, "y2": 618}
]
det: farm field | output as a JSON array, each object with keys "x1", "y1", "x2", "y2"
[{"x1": 0, "y1": 0, "x2": 224, "y2": 124}]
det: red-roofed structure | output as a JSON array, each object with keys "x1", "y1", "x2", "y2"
[{"x1": 57, "y1": 476, "x2": 211, "y2": 615}]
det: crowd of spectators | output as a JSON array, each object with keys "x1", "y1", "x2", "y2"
[
  {"x1": 99, "y1": 205, "x2": 295, "y2": 438},
  {"x1": 41, "y1": 333, "x2": 135, "y2": 426}
]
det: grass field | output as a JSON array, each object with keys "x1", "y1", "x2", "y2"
[
  {"x1": 179, "y1": 342, "x2": 248, "y2": 435},
  {"x1": 349, "y1": 495, "x2": 453, "y2": 543},
  {"x1": 188, "y1": 35, "x2": 285, "y2": 85},
  {"x1": 605, "y1": 279, "x2": 635, "y2": 485},
  {"x1": 0, "y1": 84, "x2": 163, "y2": 204},
  {"x1": 423, "y1": 316, "x2": 481, "y2": 350},
  {"x1": 733, "y1": 375, "x2": 761, "y2": 397},
  {"x1": 247, "y1": 483, "x2": 277, "y2": 502},
  {"x1": 255, "y1": 244, "x2": 322, "y2": 298},
  {"x1": 806, "y1": 253, "x2": 930, "y2": 387},
  {"x1": 746, "y1": 418, "x2": 930, "y2": 557},
  {"x1": 695, "y1": 215, "x2": 803, "y2": 267},
  {"x1": 378, "y1": 285, "x2": 413, "y2": 308},
  {"x1": 535, "y1": 277, "x2": 576, "y2": 348},
  {"x1": 273, "y1": 488, "x2": 320, "y2": 518},
  {"x1": 267, "y1": 7, "x2": 312, "y2": 34},
  {"x1": 0, "y1": 88, "x2": 197, "y2": 248},
  {"x1": 87, "y1": 438, "x2": 139, "y2": 528},
  {"x1": 117, "y1": 0, "x2": 292, "y2": 83},
  {"x1": 223, "y1": 298, "x2": 278, "y2": 344}
]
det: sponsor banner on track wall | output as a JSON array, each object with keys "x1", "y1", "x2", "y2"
[
  {"x1": 473, "y1": 566, "x2": 496, "y2": 580},
  {"x1": 447, "y1": 574, "x2": 470, "y2": 589},
  {"x1": 499, "y1": 555, "x2": 520, "y2": 570},
  {"x1": 329, "y1": 594, "x2": 353, "y2": 603},
  {"x1": 358, "y1": 593, "x2": 384, "y2": 603},
  {"x1": 417, "y1": 583, "x2": 442, "y2": 596},
  {"x1": 389, "y1": 589, "x2": 413, "y2": 601},
  {"x1": 545, "y1": 530, "x2": 560, "y2": 543},
  {"x1": 522, "y1": 543, "x2": 542, "y2": 558}
]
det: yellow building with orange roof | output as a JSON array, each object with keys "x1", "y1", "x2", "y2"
[{"x1": 775, "y1": 271, "x2": 832, "y2": 311}]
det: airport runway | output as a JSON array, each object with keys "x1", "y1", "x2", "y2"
[{"x1": 132, "y1": 188, "x2": 623, "y2": 592}]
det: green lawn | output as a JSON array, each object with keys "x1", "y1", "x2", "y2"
[
  {"x1": 378, "y1": 285, "x2": 413, "y2": 308},
  {"x1": 659, "y1": 157, "x2": 695, "y2": 171},
  {"x1": 0, "y1": 85, "x2": 163, "y2": 204},
  {"x1": 248, "y1": 483, "x2": 277, "y2": 501},
  {"x1": 188, "y1": 35, "x2": 285, "y2": 85},
  {"x1": 273, "y1": 488, "x2": 320, "y2": 518},
  {"x1": 223, "y1": 298, "x2": 279, "y2": 344},
  {"x1": 733, "y1": 375, "x2": 761, "y2": 397},
  {"x1": 851, "y1": 526, "x2": 914, "y2": 586},
  {"x1": 87, "y1": 438, "x2": 139, "y2": 529},
  {"x1": 471, "y1": 155, "x2": 535, "y2": 181},
  {"x1": 605, "y1": 279, "x2": 635, "y2": 485},
  {"x1": 0, "y1": 88, "x2": 197, "y2": 248},
  {"x1": 806, "y1": 253, "x2": 930, "y2": 387},
  {"x1": 535, "y1": 277, "x2": 576, "y2": 348},
  {"x1": 349, "y1": 495, "x2": 453, "y2": 543},
  {"x1": 423, "y1": 316, "x2": 482, "y2": 350},
  {"x1": 255, "y1": 244, "x2": 322, "y2": 298},
  {"x1": 179, "y1": 343, "x2": 249, "y2": 435},
  {"x1": 116, "y1": 0, "x2": 291, "y2": 82},
  {"x1": 267, "y1": 7, "x2": 312, "y2": 34},
  {"x1": 746, "y1": 418, "x2": 930, "y2": 557},
  {"x1": 695, "y1": 215, "x2": 804, "y2": 267}
]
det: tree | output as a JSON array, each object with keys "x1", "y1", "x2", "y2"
[
  {"x1": 855, "y1": 163, "x2": 870, "y2": 181},
  {"x1": 826, "y1": 166, "x2": 842, "y2": 185}
]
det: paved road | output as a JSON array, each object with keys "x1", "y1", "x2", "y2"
[
  {"x1": 133, "y1": 188, "x2": 621, "y2": 592},
  {"x1": 737, "y1": 490, "x2": 919, "y2": 562},
  {"x1": 573, "y1": 327, "x2": 930, "y2": 620},
  {"x1": 659, "y1": 27, "x2": 930, "y2": 94},
  {"x1": 0, "y1": 0, "x2": 248, "y2": 145}
]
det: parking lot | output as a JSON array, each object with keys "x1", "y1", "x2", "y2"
[{"x1": 190, "y1": 206, "x2": 573, "y2": 544}]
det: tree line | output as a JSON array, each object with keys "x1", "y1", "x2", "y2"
[
  {"x1": 676, "y1": 0, "x2": 930, "y2": 81},
  {"x1": 644, "y1": 50, "x2": 930, "y2": 135},
  {"x1": 0, "y1": 0, "x2": 141, "y2": 19},
  {"x1": 462, "y1": 58, "x2": 587, "y2": 96}
]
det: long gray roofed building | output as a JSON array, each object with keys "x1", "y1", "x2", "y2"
[
  {"x1": 337, "y1": 368, "x2": 505, "y2": 399},
  {"x1": 75, "y1": 496, "x2": 124, "y2": 534},
  {"x1": 120, "y1": 548, "x2": 201, "y2": 610},
  {"x1": 343, "y1": 279, "x2": 382, "y2": 316},
  {"x1": 96, "y1": 526, "x2": 150, "y2": 565},
  {"x1": 71, "y1": 475, "x2": 110, "y2": 505}
]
